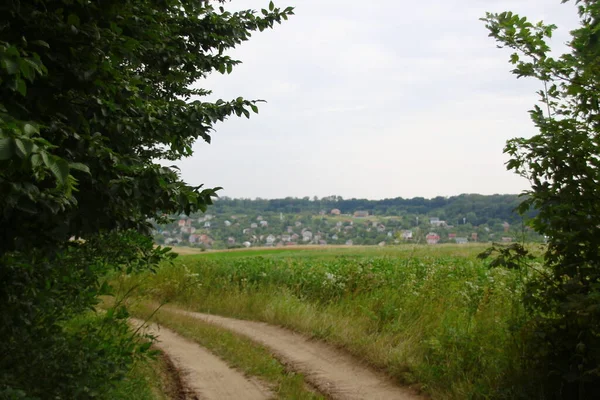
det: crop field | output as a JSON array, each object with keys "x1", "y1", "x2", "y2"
[{"x1": 121, "y1": 244, "x2": 541, "y2": 399}]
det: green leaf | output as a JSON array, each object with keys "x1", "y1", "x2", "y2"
[
  {"x1": 0, "y1": 137, "x2": 14, "y2": 160},
  {"x1": 31, "y1": 154, "x2": 42, "y2": 167},
  {"x1": 14, "y1": 138, "x2": 34, "y2": 158},
  {"x1": 69, "y1": 162, "x2": 90, "y2": 174},
  {"x1": 43, "y1": 154, "x2": 70, "y2": 184},
  {"x1": 23, "y1": 123, "x2": 38, "y2": 135},
  {"x1": 67, "y1": 14, "x2": 80, "y2": 27},
  {"x1": 30, "y1": 40, "x2": 50, "y2": 48},
  {"x1": 269, "y1": 1, "x2": 275, "y2": 11},
  {"x1": 2, "y1": 58, "x2": 18, "y2": 75},
  {"x1": 14, "y1": 78, "x2": 26, "y2": 96}
]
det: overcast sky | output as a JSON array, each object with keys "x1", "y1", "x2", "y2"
[{"x1": 174, "y1": 0, "x2": 580, "y2": 200}]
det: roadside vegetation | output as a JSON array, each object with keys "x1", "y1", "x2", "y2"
[{"x1": 117, "y1": 245, "x2": 538, "y2": 399}]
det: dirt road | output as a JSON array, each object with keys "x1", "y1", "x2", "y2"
[
  {"x1": 131, "y1": 319, "x2": 273, "y2": 400},
  {"x1": 167, "y1": 309, "x2": 423, "y2": 400}
]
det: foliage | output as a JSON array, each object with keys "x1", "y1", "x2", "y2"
[
  {"x1": 0, "y1": 0, "x2": 292, "y2": 397},
  {"x1": 483, "y1": 1, "x2": 600, "y2": 397},
  {"x1": 121, "y1": 247, "x2": 533, "y2": 399},
  {"x1": 213, "y1": 193, "x2": 535, "y2": 226}
]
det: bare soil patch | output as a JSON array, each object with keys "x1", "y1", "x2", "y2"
[{"x1": 131, "y1": 319, "x2": 273, "y2": 400}]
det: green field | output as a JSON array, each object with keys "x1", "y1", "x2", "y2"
[{"x1": 120, "y1": 244, "x2": 539, "y2": 399}]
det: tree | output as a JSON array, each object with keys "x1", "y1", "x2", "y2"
[
  {"x1": 483, "y1": 1, "x2": 600, "y2": 396},
  {"x1": 0, "y1": 0, "x2": 293, "y2": 396}
]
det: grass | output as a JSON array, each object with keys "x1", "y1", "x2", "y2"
[
  {"x1": 130, "y1": 302, "x2": 324, "y2": 400},
  {"x1": 117, "y1": 244, "x2": 539, "y2": 399},
  {"x1": 105, "y1": 354, "x2": 174, "y2": 400}
]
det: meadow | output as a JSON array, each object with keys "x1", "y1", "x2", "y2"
[{"x1": 119, "y1": 244, "x2": 541, "y2": 399}]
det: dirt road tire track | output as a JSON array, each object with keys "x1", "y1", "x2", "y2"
[
  {"x1": 167, "y1": 308, "x2": 424, "y2": 400},
  {"x1": 130, "y1": 319, "x2": 273, "y2": 400}
]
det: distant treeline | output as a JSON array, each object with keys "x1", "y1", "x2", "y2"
[{"x1": 212, "y1": 194, "x2": 534, "y2": 226}]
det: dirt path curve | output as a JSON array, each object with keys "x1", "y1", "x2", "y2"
[
  {"x1": 168, "y1": 309, "x2": 424, "y2": 400},
  {"x1": 130, "y1": 319, "x2": 273, "y2": 400}
]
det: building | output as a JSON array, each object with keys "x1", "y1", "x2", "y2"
[
  {"x1": 455, "y1": 237, "x2": 468, "y2": 244},
  {"x1": 353, "y1": 211, "x2": 369, "y2": 218},
  {"x1": 426, "y1": 232, "x2": 440, "y2": 245},
  {"x1": 401, "y1": 230, "x2": 413, "y2": 240},
  {"x1": 302, "y1": 231, "x2": 313, "y2": 242},
  {"x1": 330, "y1": 208, "x2": 341, "y2": 215}
]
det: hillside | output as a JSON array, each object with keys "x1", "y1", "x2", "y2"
[{"x1": 152, "y1": 194, "x2": 542, "y2": 249}]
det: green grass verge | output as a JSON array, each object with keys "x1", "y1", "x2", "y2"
[
  {"x1": 130, "y1": 302, "x2": 324, "y2": 400},
  {"x1": 105, "y1": 355, "x2": 173, "y2": 400}
]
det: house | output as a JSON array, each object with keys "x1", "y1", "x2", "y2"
[
  {"x1": 243, "y1": 228, "x2": 251, "y2": 234},
  {"x1": 430, "y1": 218, "x2": 446, "y2": 227},
  {"x1": 335, "y1": 221, "x2": 343, "y2": 227},
  {"x1": 243, "y1": 241, "x2": 251, "y2": 248},
  {"x1": 250, "y1": 223, "x2": 258, "y2": 229},
  {"x1": 227, "y1": 237, "x2": 236, "y2": 245},
  {"x1": 387, "y1": 231, "x2": 393, "y2": 237},
  {"x1": 282, "y1": 234, "x2": 291, "y2": 242},
  {"x1": 302, "y1": 231, "x2": 313, "y2": 242},
  {"x1": 295, "y1": 221, "x2": 302, "y2": 227},
  {"x1": 331, "y1": 234, "x2": 339, "y2": 241},
  {"x1": 287, "y1": 226, "x2": 294, "y2": 233},
  {"x1": 204, "y1": 214, "x2": 213, "y2": 220},
  {"x1": 178, "y1": 219, "x2": 186, "y2": 227},
  {"x1": 471, "y1": 232, "x2": 478, "y2": 241},
  {"x1": 502, "y1": 237, "x2": 513, "y2": 243},
  {"x1": 401, "y1": 230, "x2": 413, "y2": 240},
  {"x1": 199, "y1": 234, "x2": 214, "y2": 247},
  {"x1": 319, "y1": 240, "x2": 327, "y2": 245},
  {"x1": 204, "y1": 222, "x2": 211, "y2": 228},
  {"x1": 224, "y1": 220, "x2": 232, "y2": 227},
  {"x1": 291, "y1": 233, "x2": 300, "y2": 241},
  {"x1": 260, "y1": 220, "x2": 268, "y2": 227},
  {"x1": 330, "y1": 209, "x2": 341, "y2": 215},
  {"x1": 353, "y1": 211, "x2": 369, "y2": 218},
  {"x1": 266, "y1": 235, "x2": 276, "y2": 245},
  {"x1": 345, "y1": 239, "x2": 353, "y2": 246},
  {"x1": 377, "y1": 224, "x2": 386, "y2": 233},
  {"x1": 426, "y1": 232, "x2": 440, "y2": 245},
  {"x1": 455, "y1": 237, "x2": 468, "y2": 244},
  {"x1": 189, "y1": 234, "x2": 200, "y2": 243},
  {"x1": 378, "y1": 241, "x2": 386, "y2": 247},
  {"x1": 256, "y1": 215, "x2": 263, "y2": 221},
  {"x1": 502, "y1": 222, "x2": 510, "y2": 232},
  {"x1": 285, "y1": 242, "x2": 298, "y2": 246},
  {"x1": 448, "y1": 233, "x2": 457, "y2": 239}
]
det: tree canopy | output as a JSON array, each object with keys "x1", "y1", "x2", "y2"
[
  {"x1": 483, "y1": 0, "x2": 600, "y2": 396},
  {"x1": 0, "y1": 0, "x2": 293, "y2": 397}
]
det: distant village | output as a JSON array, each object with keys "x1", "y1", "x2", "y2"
[{"x1": 153, "y1": 208, "x2": 531, "y2": 249}]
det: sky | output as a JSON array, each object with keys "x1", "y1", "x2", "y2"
[{"x1": 173, "y1": 0, "x2": 580, "y2": 200}]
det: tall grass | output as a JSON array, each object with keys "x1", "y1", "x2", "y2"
[{"x1": 117, "y1": 246, "x2": 534, "y2": 399}]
